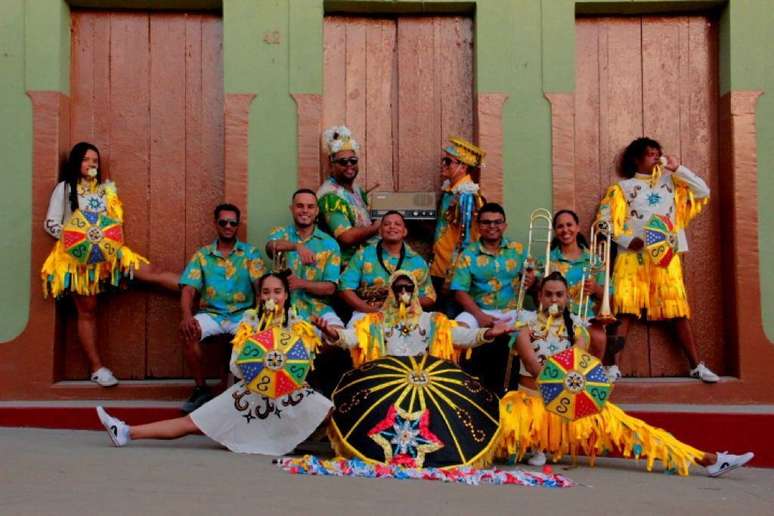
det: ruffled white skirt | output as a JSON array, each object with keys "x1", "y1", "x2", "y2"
[{"x1": 190, "y1": 382, "x2": 333, "y2": 455}]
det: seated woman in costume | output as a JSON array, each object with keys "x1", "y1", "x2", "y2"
[
  {"x1": 550, "y1": 209, "x2": 611, "y2": 377},
  {"x1": 498, "y1": 271, "x2": 753, "y2": 477},
  {"x1": 42, "y1": 142, "x2": 179, "y2": 387},
  {"x1": 96, "y1": 272, "x2": 332, "y2": 454},
  {"x1": 318, "y1": 270, "x2": 513, "y2": 364}
]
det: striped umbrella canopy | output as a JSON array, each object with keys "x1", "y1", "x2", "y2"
[
  {"x1": 537, "y1": 346, "x2": 612, "y2": 421},
  {"x1": 235, "y1": 327, "x2": 313, "y2": 399},
  {"x1": 330, "y1": 354, "x2": 500, "y2": 469},
  {"x1": 62, "y1": 210, "x2": 124, "y2": 265}
]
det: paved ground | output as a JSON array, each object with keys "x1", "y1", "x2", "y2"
[{"x1": 2, "y1": 427, "x2": 773, "y2": 516}]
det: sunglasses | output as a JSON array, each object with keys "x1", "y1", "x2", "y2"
[
  {"x1": 441, "y1": 156, "x2": 461, "y2": 167},
  {"x1": 393, "y1": 284, "x2": 415, "y2": 293},
  {"x1": 479, "y1": 219, "x2": 505, "y2": 227},
  {"x1": 217, "y1": 219, "x2": 239, "y2": 228},
  {"x1": 333, "y1": 157, "x2": 359, "y2": 166}
]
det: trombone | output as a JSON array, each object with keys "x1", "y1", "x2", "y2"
[
  {"x1": 505, "y1": 208, "x2": 553, "y2": 393},
  {"x1": 515, "y1": 208, "x2": 553, "y2": 313},
  {"x1": 578, "y1": 217, "x2": 616, "y2": 325}
]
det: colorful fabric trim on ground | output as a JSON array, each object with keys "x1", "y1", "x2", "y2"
[{"x1": 275, "y1": 455, "x2": 575, "y2": 488}]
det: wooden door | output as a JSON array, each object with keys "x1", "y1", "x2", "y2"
[
  {"x1": 63, "y1": 10, "x2": 224, "y2": 380},
  {"x1": 322, "y1": 15, "x2": 474, "y2": 193},
  {"x1": 574, "y1": 16, "x2": 725, "y2": 377}
]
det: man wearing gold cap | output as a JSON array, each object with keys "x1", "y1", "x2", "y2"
[
  {"x1": 430, "y1": 137, "x2": 487, "y2": 296},
  {"x1": 316, "y1": 126, "x2": 380, "y2": 267}
]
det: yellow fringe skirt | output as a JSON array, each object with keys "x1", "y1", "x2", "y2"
[
  {"x1": 612, "y1": 251, "x2": 690, "y2": 320},
  {"x1": 41, "y1": 240, "x2": 149, "y2": 298},
  {"x1": 495, "y1": 390, "x2": 705, "y2": 476}
]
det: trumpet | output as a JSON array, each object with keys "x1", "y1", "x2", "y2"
[
  {"x1": 579, "y1": 217, "x2": 616, "y2": 325},
  {"x1": 515, "y1": 208, "x2": 553, "y2": 313}
]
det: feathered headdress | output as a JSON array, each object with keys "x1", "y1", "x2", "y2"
[{"x1": 323, "y1": 125, "x2": 360, "y2": 156}]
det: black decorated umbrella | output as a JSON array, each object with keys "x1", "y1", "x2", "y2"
[{"x1": 329, "y1": 354, "x2": 500, "y2": 469}]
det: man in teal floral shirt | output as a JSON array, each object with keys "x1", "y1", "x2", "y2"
[
  {"x1": 178, "y1": 203, "x2": 265, "y2": 412},
  {"x1": 339, "y1": 211, "x2": 435, "y2": 326},
  {"x1": 266, "y1": 189, "x2": 344, "y2": 327},
  {"x1": 451, "y1": 203, "x2": 536, "y2": 329}
]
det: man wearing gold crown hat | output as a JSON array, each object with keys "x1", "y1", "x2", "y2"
[
  {"x1": 317, "y1": 126, "x2": 380, "y2": 268},
  {"x1": 595, "y1": 137, "x2": 718, "y2": 383},
  {"x1": 430, "y1": 137, "x2": 487, "y2": 299}
]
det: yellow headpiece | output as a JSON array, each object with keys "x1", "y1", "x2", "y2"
[
  {"x1": 443, "y1": 136, "x2": 486, "y2": 168},
  {"x1": 323, "y1": 125, "x2": 360, "y2": 156}
]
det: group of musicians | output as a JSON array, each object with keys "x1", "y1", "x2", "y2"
[{"x1": 42, "y1": 126, "x2": 718, "y2": 401}]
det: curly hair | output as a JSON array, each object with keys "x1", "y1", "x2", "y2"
[{"x1": 619, "y1": 137, "x2": 662, "y2": 178}]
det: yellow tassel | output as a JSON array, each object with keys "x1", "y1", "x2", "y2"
[
  {"x1": 351, "y1": 313, "x2": 386, "y2": 368},
  {"x1": 496, "y1": 390, "x2": 705, "y2": 476},
  {"x1": 427, "y1": 313, "x2": 461, "y2": 364},
  {"x1": 103, "y1": 181, "x2": 124, "y2": 222},
  {"x1": 597, "y1": 184, "x2": 630, "y2": 241},
  {"x1": 674, "y1": 185, "x2": 708, "y2": 232},
  {"x1": 611, "y1": 252, "x2": 690, "y2": 320},
  {"x1": 41, "y1": 241, "x2": 148, "y2": 298}
]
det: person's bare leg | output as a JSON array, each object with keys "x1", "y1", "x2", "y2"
[
  {"x1": 588, "y1": 322, "x2": 606, "y2": 360},
  {"x1": 130, "y1": 415, "x2": 199, "y2": 440},
  {"x1": 133, "y1": 264, "x2": 180, "y2": 292},
  {"x1": 73, "y1": 294, "x2": 102, "y2": 372},
  {"x1": 183, "y1": 334, "x2": 206, "y2": 387},
  {"x1": 672, "y1": 317, "x2": 700, "y2": 368}
]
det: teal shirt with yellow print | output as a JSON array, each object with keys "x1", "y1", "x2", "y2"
[
  {"x1": 450, "y1": 238, "x2": 527, "y2": 311},
  {"x1": 179, "y1": 239, "x2": 266, "y2": 324},
  {"x1": 549, "y1": 247, "x2": 607, "y2": 318},
  {"x1": 339, "y1": 241, "x2": 436, "y2": 301},
  {"x1": 267, "y1": 224, "x2": 341, "y2": 318}
]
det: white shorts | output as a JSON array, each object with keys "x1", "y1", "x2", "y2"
[
  {"x1": 194, "y1": 313, "x2": 240, "y2": 341},
  {"x1": 455, "y1": 309, "x2": 536, "y2": 329},
  {"x1": 319, "y1": 311, "x2": 345, "y2": 328}
]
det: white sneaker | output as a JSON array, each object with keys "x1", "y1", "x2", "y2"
[
  {"x1": 91, "y1": 367, "x2": 119, "y2": 387},
  {"x1": 527, "y1": 451, "x2": 547, "y2": 466},
  {"x1": 606, "y1": 365, "x2": 622, "y2": 383},
  {"x1": 689, "y1": 362, "x2": 719, "y2": 383},
  {"x1": 96, "y1": 406, "x2": 130, "y2": 447},
  {"x1": 706, "y1": 451, "x2": 754, "y2": 477}
]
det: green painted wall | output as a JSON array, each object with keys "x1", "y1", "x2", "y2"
[
  {"x1": 0, "y1": 0, "x2": 33, "y2": 341},
  {"x1": 1, "y1": 0, "x2": 773, "y2": 342},
  {"x1": 0, "y1": 0, "x2": 69, "y2": 342}
]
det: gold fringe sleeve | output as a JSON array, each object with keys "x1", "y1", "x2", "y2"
[
  {"x1": 596, "y1": 184, "x2": 629, "y2": 240},
  {"x1": 291, "y1": 320, "x2": 323, "y2": 368},
  {"x1": 427, "y1": 313, "x2": 462, "y2": 364},
  {"x1": 103, "y1": 181, "x2": 124, "y2": 222},
  {"x1": 673, "y1": 184, "x2": 709, "y2": 233},
  {"x1": 351, "y1": 313, "x2": 387, "y2": 368},
  {"x1": 497, "y1": 391, "x2": 706, "y2": 476},
  {"x1": 231, "y1": 321, "x2": 255, "y2": 356}
]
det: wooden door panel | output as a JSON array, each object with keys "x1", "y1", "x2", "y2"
[
  {"x1": 575, "y1": 15, "x2": 722, "y2": 377},
  {"x1": 365, "y1": 20, "x2": 397, "y2": 192},
  {"x1": 66, "y1": 10, "x2": 224, "y2": 380},
  {"x1": 322, "y1": 15, "x2": 473, "y2": 195}
]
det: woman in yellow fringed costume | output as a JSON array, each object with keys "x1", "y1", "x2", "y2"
[
  {"x1": 498, "y1": 271, "x2": 753, "y2": 477},
  {"x1": 42, "y1": 142, "x2": 179, "y2": 387},
  {"x1": 96, "y1": 272, "x2": 333, "y2": 453},
  {"x1": 596, "y1": 137, "x2": 718, "y2": 382}
]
